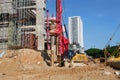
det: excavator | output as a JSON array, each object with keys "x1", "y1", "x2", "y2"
[
  {"x1": 68, "y1": 43, "x2": 88, "y2": 63},
  {"x1": 106, "y1": 45, "x2": 120, "y2": 69},
  {"x1": 104, "y1": 25, "x2": 120, "y2": 69}
]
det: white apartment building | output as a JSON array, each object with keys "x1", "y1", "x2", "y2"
[{"x1": 68, "y1": 16, "x2": 84, "y2": 52}]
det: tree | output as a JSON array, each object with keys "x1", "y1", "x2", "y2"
[
  {"x1": 85, "y1": 45, "x2": 120, "y2": 58},
  {"x1": 108, "y1": 45, "x2": 120, "y2": 57},
  {"x1": 85, "y1": 48, "x2": 104, "y2": 58}
]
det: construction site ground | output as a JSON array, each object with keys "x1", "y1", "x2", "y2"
[{"x1": 0, "y1": 49, "x2": 120, "y2": 80}]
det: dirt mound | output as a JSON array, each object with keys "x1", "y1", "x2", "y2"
[
  {"x1": 0, "y1": 49, "x2": 119, "y2": 80},
  {"x1": 0, "y1": 58, "x2": 20, "y2": 72},
  {"x1": 0, "y1": 49, "x2": 49, "y2": 73},
  {"x1": 3, "y1": 49, "x2": 46, "y2": 67}
]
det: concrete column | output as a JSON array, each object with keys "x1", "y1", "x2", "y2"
[{"x1": 36, "y1": 0, "x2": 45, "y2": 50}]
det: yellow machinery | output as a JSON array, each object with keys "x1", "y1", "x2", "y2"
[
  {"x1": 72, "y1": 53, "x2": 88, "y2": 62},
  {"x1": 62, "y1": 53, "x2": 88, "y2": 67},
  {"x1": 108, "y1": 56, "x2": 120, "y2": 62},
  {"x1": 107, "y1": 56, "x2": 120, "y2": 69},
  {"x1": 106, "y1": 45, "x2": 120, "y2": 69}
]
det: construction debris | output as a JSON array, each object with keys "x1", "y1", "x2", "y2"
[
  {"x1": 103, "y1": 71, "x2": 112, "y2": 76},
  {"x1": 115, "y1": 71, "x2": 120, "y2": 76}
]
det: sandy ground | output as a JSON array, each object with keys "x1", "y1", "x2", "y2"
[{"x1": 0, "y1": 49, "x2": 120, "y2": 80}]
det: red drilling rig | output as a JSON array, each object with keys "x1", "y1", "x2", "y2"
[{"x1": 46, "y1": 0, "x2": 69, "y2": 66}]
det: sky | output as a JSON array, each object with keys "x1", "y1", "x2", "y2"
[{"x1": 46, "y1": 0, "x2": 120, "y2": 50}]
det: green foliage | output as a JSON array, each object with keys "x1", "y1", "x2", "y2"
[
  {"x1": 106, "y1": 45, "x2": 117, "y2": 54},
  {"x1": 85, "y1": 48, "x2": 104, "y2": 58},
  {"x1": 85, "y1": 45, "x2": 120, "y2": 58},
  {"x1": 108, "y1": 45, "x2": 120, "y2": 57}
]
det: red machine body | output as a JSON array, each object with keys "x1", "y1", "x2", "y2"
[
  {"x1": 56, "y1": 0, "x2": 69, "y2": 56},
  {"x1": 47, "y1": 0, "x2": 69, "y2": 56}
]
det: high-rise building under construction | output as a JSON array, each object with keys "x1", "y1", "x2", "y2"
[
  {"x1": 68, "y1": 16, "x2": 84, "y2": 52},
  {"x1": 0, "y1": 0, "x2": 46, "y2": 50}
]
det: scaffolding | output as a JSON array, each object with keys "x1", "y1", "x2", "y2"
[
  {"x1": 0, "y1": 0, "x2": 46, "y2": 50},
  {"x1": 0, "y1": 0, "x2": 14, "y2": 49}
]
